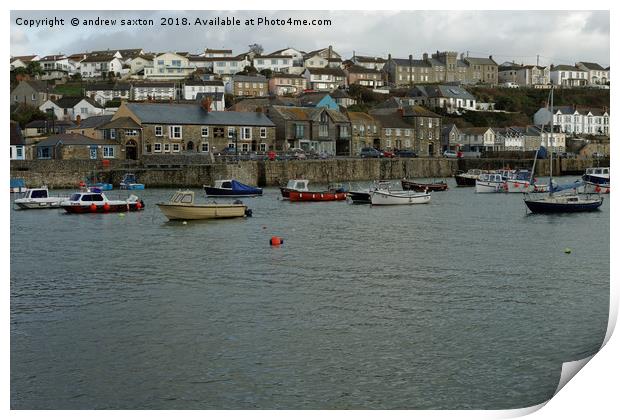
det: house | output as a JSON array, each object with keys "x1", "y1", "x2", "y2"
[
  {"x1": 183, "y1": 80, "x2": 225, "y2": 100},
  {"x1": 268, "y1": 105, "x2": 351, "y2": 155},
  {"x1": 203, "y1": 48, "x2": 233, "y2": 58},
  {"x1": 400, "y1": 106, "x2": 442, "y2": 156},
  {"x1": 38, "y1": 54, "x2": 72, "y2": 79},
  {"x1": 269, "y1": 47, "x2": 305, "y2": 68},
  {"x1": 10, "y1": 55, "x2": 39, "y2": 70},
  {"x1": 253, "y1": 54, "x2": 293, "y2": 73},
  {"x1": 302, "y1": 67, "x2": 346, "y2": 91},
  {"x1": 441, "y1": 124, "x2": 461, "y2": 152},
  {"x1": 408, "y1": 85, "x2": 477, "y2": 113},
  {"x1": 130, "y1": 82, "x2": 178, "y2": 101},
  {"x1": 67, "y1": 53, "x2": 88, "y2": 73},
  {"x1": 462, "y1": 55, "x2": 498, "y2": 85},
  {"x1": 550, "y1": 65, "x2": 588, "y2": 87},
  {"x1": 143, "y1": 52, "x2": 194, "y2": 80},
  {"x1": 79, "y1": 55, "x2": 123, "y2": 78},
  {"x1": 459, "y1": 127, "x2": 496, "y2": 153},
  {"x1": 65, "y1": 115, "x2": 114, "y2": 139},
  {"x1": 524, "y1": 126, "x2": 566, "y2": 152},
  {"x1": 329, "y1": 89, "x2": 357, "y2": 108},
  {"x1": 385, "y1": 55, "x2": 433, "y2": 86},
  {"x1": 188, "y1": 56, "x2": 213, "y2": 71},
  {"x1": 427, "y1": 51, "x2": 471, "y2": 84},
  {"x1": 23, "y1": 119, "x2": 75, "y2": 139},
  {"x1": 575, "y1": 62, "x2": 610, "y2": 86},
  {"x1": 368, "y1": 111, "x2": 415, "y2": 152},
  {"x1": 39, "y1": 97, "x2": 105, "y2": 121},
  {"x1": 11, "y1": 80, "x2": 55, "y2": 107},
  {"x1": 344, "y1": 65, "x2": 385, "y2": 88},
  {"x1": 296, "y1": 92, "x2": 339, "y2": 110},
  {"x1": 35, "y1": 133, "x2": 118, "y2": 160},
  {"x1": 498, "y1": 63, "x2": 550, "y2": 87},
  {"x1": 84, "y1": 82, "x2": 131, "y2": 105},
  {"x1": 99, "y1": 102, "x2": 276, "y2": 159},
  {"x1": 231, "y1": 75, "x2": 268, "y2": 97},
  {"x1": 346, "y1": 111, "x2": 381, "y2": 154},
  {"x1": 91, "y1": 48, "x2": 144, "y2": 62},
  {"x1": 303, "y1": 53, "x2": 329, "y2": 69},
  {"x1": 268, "y1": 73, "x2": 307, "y2": 96},
  {"x1": 10, "y1": 121, "x2": 26, "y2": 160},
  {"x1": 128, "y1": 54, "x2": 154, "y2": 76},
  {"x1": 351, "y1": 55, "x2": 386, "y2": 71},
  {"x1": 493, "y1": 127, "x2": 526, "y2": 151},
  {"x1": 533, "y1": 105, "x2": 609, "y2": 136},
  {"x1": 210, "y1": 55, "x2": 251, "y2": 75}
]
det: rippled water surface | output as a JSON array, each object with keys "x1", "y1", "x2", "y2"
[{"x1": 10, "y1": 177, "x2": 609, "y2": 409}]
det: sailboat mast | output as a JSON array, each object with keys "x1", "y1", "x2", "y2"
[{"x1": 549, "y1": 86, "x2": 554, "y2": 196}]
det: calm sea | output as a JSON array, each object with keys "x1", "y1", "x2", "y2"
[{"x1": 10, "y1": 176, "x2": 609, "y2": 409}]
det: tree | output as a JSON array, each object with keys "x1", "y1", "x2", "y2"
[
  {"x1": 236, "y1": 65, "x2": 258, "y2": 76},
  {"x1": 259, "y1": 69, "x2": 273, "y2": 78},
  {"x1": 26, "y1": 61, "x2": 44, "y2": 78},
  {"x1": 248, "y1": 43, "x2": 264, "y2": 55},
  {"x1": 70, "y1": 73, "x2": 82, "y2": 81},
  {"x1": 10, "y1": 104, "x2": 48, "y2": 128}
]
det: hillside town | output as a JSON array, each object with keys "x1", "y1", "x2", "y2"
[{"x1": 10, "y1": 45, "x2": 610, "y2": 162}]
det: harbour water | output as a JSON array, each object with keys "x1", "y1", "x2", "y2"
[{"x1": 10, "y1": 176, "x2": 609, "y2": 409}]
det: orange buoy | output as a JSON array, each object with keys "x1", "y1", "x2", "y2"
[
  {"x1": 270, "y1": 236, "x2": 283, "y2": 246},
  {"x1": 606, "y1": 188, "x2": 610, "y2": 193},
  {"x1": 595, "y1": 185, "x2": 601, "y2": 193},
  {"x1": 513, "y1": 183, "x2": 519, "y2": 188},
  {"x1": 135, "y1": 201, "x2": 142, "y2": 210},
  {"x1": 89, "y1": 203, "x2": 97, "y2": 212},
  {"x1": 79, "y1": 181, "x2": 86, "y2": 188},
  {"x1": 103, "y1": 203, "x2": 111, "y2": 212}
]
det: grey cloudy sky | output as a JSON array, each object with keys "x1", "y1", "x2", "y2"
[{"x1": 10, "y1": 10, "x2": 610, "y2": 66}]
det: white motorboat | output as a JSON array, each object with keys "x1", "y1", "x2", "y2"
[
  {"x1": 157, "y1": 190, "x2": 251, "y2": 221},
  {"x1": 475, "y1": 173, "x2": 507, "y2": 193},
  {"x1": 370, "y1": 189, "x2": 431, "y2": 205},
  {"x1": 14, "y1": 187, "x2": 69, "y2": 209}
]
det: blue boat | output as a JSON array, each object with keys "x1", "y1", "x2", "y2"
[
  {"x1": 89, "y1": 182, "x2": 113, "y2": 191},
  {"x1": 120, "y1": 173, "x2": 145, "y2": 190},
  {"x1": 10, "y1": 178, "x2": 27, "y2": 193},
  {"x1": 204, "y1": 179, "x2": 263, "y2": 197}
]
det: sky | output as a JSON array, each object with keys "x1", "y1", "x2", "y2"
[{"x1": 10, "y1": 10, "x2": 610, "y2": 67}]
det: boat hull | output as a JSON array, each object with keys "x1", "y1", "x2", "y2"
[
  {"x1": 524, "y1": 198, "x2": 603, "y2": 213},
  {"x1": 402, "y1": 180, "x2": 448, "y2": 192},
  {"x1": 582, "y1": 174, "x2": 609, "y2": 185},
  {"x1": 61, "y1": 201, "x2": 145, "y2": 214},
  {"x1": 157, "y1": 203, "x2": 247, "y2": 220},
  {"x1": 121, "y1": 183, "x2": 145, "y2": 190},
  {"x1": 455, "y1": 175, "x2": 478, "y2": 186},
  {"x1": 288, "y1": 191, "x2": 347, "y2": 202},
  {"x1": 371, "y1": 190, "x2": 431, "y2": 205},
  {"x1": 475, "y1": 181, "x2": 507, "y2": 193},
  {"x1": 582, "y1": 181, "x2": 610, "y2": 194},
  {"x1": 14, "y1": 199, "x2": 64, "y2": 209},
  {"x1": 204, "y1": 186, "x2": 262, "y2": 197},
  {"x1": 347, "y1": 191, "x2": 372, "y2": 204},
  {"x1": 506, "y1": 180, "x2": 530, "y2": 193}
]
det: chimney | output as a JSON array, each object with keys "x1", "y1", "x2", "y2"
[
  {"x1": 328, "y1": 45, "x2": 333, "y2": 59},
  {"x1": 201, "y1": 96, "x2": 212, "y2": 112},
  {"x1": 489, "y1": 55, "x2": 493, "y2": 61},
  {"x1": 76, "y1": 115, "x2": 81, "y2": 127},
  {"x1": 388, "y1": 53, "x2": 392, "y2": 61},
  {"x1": 460, "y1": 53, "x2": 464, "y2": 60},
  {"x1": 398, "y1": 108, "x2": 404, "y2": 117}
]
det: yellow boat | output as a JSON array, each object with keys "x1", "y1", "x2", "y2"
[{"x1": 156, "y1": 190, "x2": 250, "y2": 220}]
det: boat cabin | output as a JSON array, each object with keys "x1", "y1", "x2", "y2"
[
  {"x1": 585, "y1": 167, "x2": 609, "y2": 176},
  {"x1": 23, "y1": 187, "x2": 50, "y2": 199},
  {"x1": 68, "y1": 192, "x2": 107, "y2": 202},
  {"x1": 122, "y1": 173, "x2": 138, "y2": 183},
  {"x1": 479, "y1": 173, "x2": 504, "y2": 183},
  {"x1": 169, "y1": 191, "x2": 195, "y2": 204},
  {"x1": 286, "y1": 179, "x2": 309, "y2": 191},
  {"x1": 213, "y1": 180, "x2": 234, "y2": 189}
]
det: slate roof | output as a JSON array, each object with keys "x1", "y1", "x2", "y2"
[
  {"x1": 391, "y1": 58, "x2": 432, "y2": 68},
  {"x1": 81, "y1": 55, "x2": 117, "y2": 63},
  {"x1": 353, "y1": 55, "x2": 386, "y2": 63},
  {"x1": 304, "y1": 67, "x2": 346, "y2": 77},
  {"x1": 39, "y1": 55, "x2": 65, "y2": 62},
  {"x1": 270, "y1": 105, "x2": 348, "y2": 123},
  {"x1": 205, "y1": 48, "x2": 233, "y2": 54},
  {"x1": 578, "y1": 62, "x2": 606, "y2": 71},
  {"x1": 26, "y1": 119, "x2": 75, "y2": 129},
  {"x1": 346, "y1": 64, "x2": 382, "y2": 74},
  {"x1": 460, "y1": 127, "x2": 493, "y2": 135},
  {"x1": 346, "y1": 111, "x2": 376, "y2": 124},
  {"x1": 401, "y1": 105, "x2": 441, "y2": 118},
  {"x1": 412, "y1": 85, "x2": 476, "y2": 100},
  {"x1": 22, "y1": 80, "x2": 52, "y2": 92},
  {"x1": 52, "y1": 96, "x2": 103, "y2": 109},
  {"x1": 11, "y1": 55, "x2": 38, "y2": 63},
  {"x1": 98, "y1": 117, "x2": 142, "y2": 130},
  {"x1": 464, "y1": 57, "x2": 497, "y2": 66},
  {"x1": 184, "y1": 80, "x2": 225, "y2": 87},
  {"x1": 36, "y1": 133, "x2": 117, "y2": 147},
  {"x1": 125, "y1": 103, "x2": 275, "y2": 126},
  {"x1": 370, "y1": 112, "x2": 414, "y2": 129},
  {"x1": 551, "y1": 65, "x2": 582, "y2": 72},
  {"x1": 73, "y1": 114, "x2": 113, "y2": 129},
  {"x1": 232, "y1": 75, "x2": 267, "y2": 83}
]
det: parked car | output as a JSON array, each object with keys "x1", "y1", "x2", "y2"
[
  {"x1": 502, "y1": 82, "x2": 519, "y2": 88},
  {"x1": 219, "y1": 146, "x2": 237, "y2": 155},
  {"x1": 287, "y1": 148, "x2": 307, "y2": 160},
  {"x1": 443, "y1": 150, "x2": 458, "y2": 158},
  {"x1": 394, "y1": 149, "x2": 418, "y2": 158},
  {"x1": 380, "y1": 150, "x2": 395, "y2": 158},
  {"x1": 360, "y1": 147, "x2": 382, "y2": 158}
]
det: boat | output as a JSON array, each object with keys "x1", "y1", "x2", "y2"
[
  {"x1": 10, "y1": 178, "x2": 27, "y2": 193},
  {"x1": 120, "y1": 173, "x2": 145, "y2": 190},
  {"x1": 402, "y1": 179, "x2": 448, "y2": 192},
  {"x1": 581, "y1": 167, "x2": 610, "y2": 193},
  {"x1": 157, "y1": 190, "x2": 251, "y2": 220},
  {"x1": 60, "y1": 190, "x2": 144, "y2": 213},
  {"x1": 204, "y1": 179, "x2": 262, "y2": 197},
  {"x1": 370, "y1": 189, "x2": 431, "y2": 205},
  {"x1": 347, "y1": 181, "x2": 391, "y2": 204},
  {"x1": 280, "y1": 179, "x2": 309, "y2": 199},
  {"x1": 523, "y1": 86, "x2": 604, "y2": 214},
  {"x1": 288, "y1": 189, "x2": 348, "y2": 202},
  {"x1": 475, "y1": 173, "x2": 508, "y2": 193},
  {"x1": 501, "y1": 169, "x2": 532, "y2": 193},
  {"x1": 14, "y1": 186, "x2": 68, "y2": 209},
  {"x1": 454, "y1": 169, "x2": 485, "y2": 186},
  {"x1": 84, "y1": 173, "x2": 113, "y2": 191}
]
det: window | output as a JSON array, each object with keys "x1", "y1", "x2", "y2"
[
  {"x1": 395, "y1": 129, "x2": 401, "y2": 137},
  {"x1": 319, "y1": 124, "x2": 328, "y2": 137},
  {"x1": 242, "y1": 143, "x2": 249, "y2": 152},
  {"x1": 295, "y1": 124, "x2": 305, "y2": 138},
  {"x1": 154, "y1": 143, "x2": 161, "y2": 152},
  {"x1": 201, "y1": 142, "x2": 209, "y2": 152},
  {"x1": 80, "y1": 107, "x2": 88, "y2": 114},
  {"x1": 260, "y1": 143, "x2": 267, "y2": 152},
  {"x1": 103, "y1": 146, "x2": 114, "y2": 158},
  {"x1": 228, "y1": 127, "x2": 236, "y2": 138},
  {"x1": 405, "y1": 129, "x2": 411, "y2": 137},
  {"x1": 260, "y1": 127, "x2": 267, "y2": 138},
  {"x1": 164, "y1": 143, "x2": 170, "y2": 152},
  {"x1": 31, "y1": 93, "x2": 37, "y2": 101},
  {"x1": 110, "y1": 129, "x2": 116, "y2": 140},
  {"x1": 228, "y1": 143, "x2": 236, "y2": 149},
  {"x1": 241, "y1": 127, "x2": 252, "y2": 140},
  {"x1": 155, "y1": 126, "x2": 163, "y2": 136},
  {"x1": 201, "y1": 127, "x2": 209, "y2": 137},
  {"x1": 386, "y1": 128, "x2": 392, "y2": 136},
  {"x1": 16, "y1": 147, "x2": 23, "y2": 158},
  {"x1": 172, "y1": 143, "x2": 180, "y2": 152},
  {"x1": 386, "y1": 139, "x2": 391, "y2": 148},
  {"x1": 125, "y1": 129, "x2": 138, "y2": 136},
  {"x1": 146, "y1": 144, "x2": 152, "y2": 153},
  {"x1": 169, "y1": 126, "x2": 182, "y2": 139}
]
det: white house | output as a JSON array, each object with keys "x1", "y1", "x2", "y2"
[
  {"x1": 534, "y1": 105, "x2": 610, "y2": 136},
  {"x1": 351, "y1": 55, "x2": 387, "y2": 71},
  {"x1": 269, "y1": 48, "x2": 305, "y2": 67},
  {"x1": 40, "y1": 97, "x2": 105, "y2": 121},
  {"x1": 498, "y1": 63, "x2": 550, "y2": 87},
  {"x1": 252, "y1": 54, "x2": 293, "y2": 73},
  {"x1": 210, "y1": 55, "x2": 250, "y2": 75},
  {"x1": 575, "y1": 62, "x2": 610, "y2": 86},
  {"x1": 203, "y1": 48, "x2": 233, "y2": 58},
  {"x1": 128, "y1": 55, "x2": 154, "y2": 76},
  {"x1": 182, "y1": 80, "x2": 225, "y2": 100},
  {"x1": 85, "y1": 82, "x2": 131, "y2": 105},
  {"x1": 10, "y1": 55, "x2": 39, "y2": 70},
  {"x1": 494, "y1": 127, "x2": 526, "y2": 151},
  {"x1": 131, "y1": 82, "x2": 177, "y2": 101},
  {"x1": 143, "y1": 52, "x2": 194, "y2": 80},
  {"x1": 303, "y1": 53, "x2": 328, "y2": 69},
  {"x1": 302, "y1": 67, "x2": 347, "y2": 91},
  {"x1": 550, "y1": 65, "x2": 588, "y2": 87},
  {"x1": 409, "y1": 85, "x2": 477, "y2": 113},
  {"x1": 80, "y1": 55, "x2": 123, "y2": 78}
]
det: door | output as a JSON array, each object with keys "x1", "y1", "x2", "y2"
[
  {"x1": 187, "y1": 141, "x2": 194, "y2": 152},
  {"x1": 428, "y1": 142, "x2": 435, "y2": 156},
  {"x1": 125, "y1": 140, "x2": 137, "y2": 160}
]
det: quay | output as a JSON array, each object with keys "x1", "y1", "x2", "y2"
[{"x1": 10, "y1": 157, "x2": 608, "y2": 189}]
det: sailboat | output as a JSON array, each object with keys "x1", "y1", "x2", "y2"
[{"x1": 523, "y1": 86, "x2": 603, "y2": 214}]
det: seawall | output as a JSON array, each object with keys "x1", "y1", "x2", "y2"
[{"x1": 10, "y1": 157, "x2": 608, "y2": 189}]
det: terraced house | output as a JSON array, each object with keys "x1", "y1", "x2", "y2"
[
  {"x1": 99, "y1": 102, "x2": 276, "y2": 160},
  {"x1": 346, "y1": 111, "x2": 381, "y2": 154}
]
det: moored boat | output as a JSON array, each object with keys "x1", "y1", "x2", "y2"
[
  {"x1": 157, "y1": 190, "x2": 251, "y2": 220},
  {"x1": 204, "y1": 179, "x2": 262, "y2": 197},
  {"x1": 288, "y1": 190, "x2": 347, "y2": 202},
  {"x1": 454, "y1": 169, "x2": 485, "y2": 186},
  {"x1": 582, "y1": 167, "x2": 609, "y2": 186},
  {"x1": 14, "y1": 186, "x2": 68, "y2": 209},
  {"x1": 280, "y1": 179, "x2": 310, "y2": 199},
  {"x1": 371, "y1": 189, "x2": 431, "y2": 205},
  {"x1": 60, "y1": 190, "x2": 144, "y2": 213},
  {"x1": 10, "y1": 178, "x2": 27, "y2": 193},
  {"x1": 475, "y1": 173, "x2": 507, "y2": 193},
  {"x1": 347, "y1": 181, "x2": 391, "y2": 204},
  {"x1": 120, "y1": 173, "x2": 145, "y2": 190},
  {"x1": 402, "y1": 179, "x2": 448, "y2": 192},
  {"x1": 524, "y1": 194, "x2": 603, "y2": 213}
]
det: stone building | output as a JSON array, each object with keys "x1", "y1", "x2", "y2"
[
  {"x1": 346, "y1": 111, "x2": 381, "y2": 154},
  {"x1": 35, "y1": 133, "x2": 118, "y2": 160},
  {"x1": 231, "y1": 75, "x2": 268, "y2": 97}
]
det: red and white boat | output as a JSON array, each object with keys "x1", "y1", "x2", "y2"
[
  {"x1": 279, "y1": 179, "x2": 309, "y2": 199},
  {"x1": 288, "y1": 190, "x2": 348, "y2": 202},
  {"x1": 60, "y1": 189, "x2": 145, "y2": 214}
]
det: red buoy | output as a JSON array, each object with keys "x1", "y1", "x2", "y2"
[
  {"x1": 89, "y1": 203, "x2": 97, "y2": 212},
  {"x1": 595, "y1": 185, "x2": 601, "y2": 193},
  {"x1": 103, "y1": 203, "x2": 111, "y2": 212},
  {"x1": 606, "y1": 188, "x2": 610, "y2": 193},
  {"x1": 135, "y1": 201, "x2": 142, "y2": 210},
  {"x1": 270, "y1": 236, "x2": 283, "y2": 246},
  {"x1": 79, "y1": 181, "x2": 86, "y2": 188}
]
